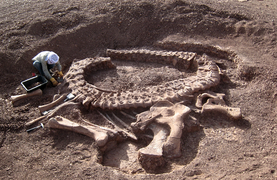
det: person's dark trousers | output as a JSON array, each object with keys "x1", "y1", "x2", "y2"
[{"x1": 33, "y1": 60, "x2": 55, "y2": 77}]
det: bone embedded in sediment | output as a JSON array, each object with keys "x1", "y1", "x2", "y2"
[
  {"x1": 132, "y1": 101, "x2": 191, "y2": 158},
  {"x1": 153, "y1": 102, "x2": 191, "y2": 158},
  {"x1": 196, "y1": 92, "x2": 226, "y2": 108},
  {"x1": 138, "y1": 123, "x2": 168, "y2": 171},
  {"x1": 95, "y1": 92, "x2": 108, "y2": 109},
  {"x1": 164, "y1": 88, "x2": 180, "y2": 102},
  {"x1": 82, "y1": 96, "x2": 93, "y2": 109},
  {"x1": 66, "y1": 48, "x2": 223, "y2": 110},
  {"x1": 201, "y1": 98, "x2": 242, "y2": 120},
  {"x1": 75, "y1": 94, "x2": 86, "y2": 103},
  {"x1": 106, "y1": 49, "x2": 194, "y2": 69},
  {"x1": 48, "y1": 116, "x2": 109, "y2": 147},
  {"x1": 131, "y1": 111, "x2": 159, "y2": 132}
]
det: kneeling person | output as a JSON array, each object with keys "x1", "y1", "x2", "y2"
[{"x1": 32, "y1": 51, "x2": 63, "y2": 86}]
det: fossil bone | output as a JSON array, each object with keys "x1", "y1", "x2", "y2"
[
  {"x1": 196, "y1": 92, "x2": 242, "y2": 120},
  {"x1": 49, "y1": 46, "x2": 243, "y2": 171},
  {"x1": 132, "y1": 100, "x2": 191, "y2": 158},
  {"x1": 64, "y1": 49, "x2": 220, "y2": 110},
  {"x1": 202, "y1": 98, "x2": 242, "y2": 120},
  {"x1": 138, "y1": 123, "x2": 168, "y2": 171},
  {"x1": 97, "y1": 110, "x2": 137, "y2": 140},
  {"x1": 48, "y1": 116, "x2": 109, "y2": 147},
  {"x1": 195, "y1": 92, "x2": 226, "y2": 108}
]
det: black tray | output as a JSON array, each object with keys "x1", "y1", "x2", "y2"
[{"x1": 21, "y1": 75, "x2": 48, "y2": 92}]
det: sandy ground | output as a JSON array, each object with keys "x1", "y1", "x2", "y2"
[{"x1": 0, "y1": 0, "x2": 277, "y2": 179}]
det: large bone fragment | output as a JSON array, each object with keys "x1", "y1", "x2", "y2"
[
  {"x1": 11, "y1": 89, "x2": 43, "y2": 103},
  {"x1": 132, "y1": 100, "x2": 191, "y2": 159},
  {"x1": 152, "y1": 101, "x2": 191, "y2": 158},
  {"x1": 202, "y1": 99, "x2": 242, "y2": 120},
  {"x1": 138, "y1": 123, "x2": 168, "y2": 171},
  {"x1": 195, "y1": 92, "x2": 226, "y2": 108},
  {"x1": 48, "y1": 116, "x2": 109, "y2": 147},
  {"x1": 196, "y1": 92, "x2": 242, "y2": 120}
]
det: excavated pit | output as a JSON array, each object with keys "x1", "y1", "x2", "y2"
[
  {"x1": 2, "y1": 0, "x2": 273, "y2": 177},
  {"x1": 59, "y1": 43, "x2": 239, "y2": 173},
  {"x1": 35, "y1": 2, "x2": 245, "y2": 174}
]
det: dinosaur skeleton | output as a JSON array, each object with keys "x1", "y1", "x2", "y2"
[{"x1": 47, "y1": 45, "x2": 242, "y2": 171}]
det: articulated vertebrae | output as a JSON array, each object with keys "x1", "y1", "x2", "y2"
[
  {"x1": 106, "y1": 49, "x2": 196, "y2": 69},
  {"x1": 50, "y1": 46, "x2": 243, "y2": 171},
  {"x1": 64, "y1": 49, "x2": 221, "y2": 110}
]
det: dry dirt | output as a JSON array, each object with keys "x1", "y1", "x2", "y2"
[{"x1": 1, "y1": 0, "x2": 277, "y2": 179}]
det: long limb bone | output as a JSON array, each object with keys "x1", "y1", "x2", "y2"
[
  {"x1": 48, "y1": 116, "x2": 109, "y2": 147},
  {"x1": 25, "y1": 101, "x2": 79, "y2": 126}
]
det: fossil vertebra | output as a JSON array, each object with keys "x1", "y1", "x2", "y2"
[
  {"x1": 64, "y1": 49, "x2": 220, "y2": 110},
  {"x1": 48, "y1": 46, "x2": 242, "y2": 171}
]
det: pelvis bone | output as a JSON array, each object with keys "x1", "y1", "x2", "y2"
[
  {"x1": 196, "y1": 92, "x2": 242, "y2": 120},
  {"x1": 132, "y1": 100, "x2": 191, "y2": 159}
]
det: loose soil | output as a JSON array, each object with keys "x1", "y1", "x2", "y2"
[{"x1": 0, "y1": 0, "x2": 277, "y2": 179}]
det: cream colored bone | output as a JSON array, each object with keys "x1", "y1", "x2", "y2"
[
  {"x1": 202, "y1": 99, "x2": 242, "y2": 120},
  {"x1": 132, "y1": 100, "x2": 191, "y2": 158},
  {"x1": 48, "y1": 116, "x2": 109, "y2": 147},
  {"x1": 196, "y1": 92, "x2": 242, "y2": 120},
  {"x1": 65, "y1": 51, "x2": 220, "y2": 110},
  {"x1": 138, "y1": 123, "x2": 168, "y2": 170},
  {"x1": 195, "y1": 92, "x2": 226, "y2": 108}
]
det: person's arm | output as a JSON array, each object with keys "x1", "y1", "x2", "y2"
[
  {"x1": 41, "y1": 60, "x2": 52, "y2": 80},
  {"x1": 56, "y1": 61, "x2": 62, "y2": 72},
  {"x1": 55, "y1": 61, "x2": 63, "y2": 77},
  {"x1": 42, "y1": 61, "x2": 58, "y2": 86}
]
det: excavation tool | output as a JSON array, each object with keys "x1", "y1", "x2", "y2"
[
  {"x1": 10, "y1": 89, "x2": 43, "y2": 103},
  {"x1": 64, "y1": 93, "x2": 75, "y2": 102},
  {"x1": 27, "y1": 123, "x2": 44, "y2": 133},
  {"x1": 21, "y1": 75, "x2": 48, "y2": 92},
  {"x1": 10, "y1": 75, "x2": 47, "y2": 103}
]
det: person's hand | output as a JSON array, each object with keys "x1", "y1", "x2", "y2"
[
  {"x1": 58, "y1": 71, "x2": 63, "y2": 77},
  {"x1": 50, "y1": 78, "x2": 58, "y2": 86}
]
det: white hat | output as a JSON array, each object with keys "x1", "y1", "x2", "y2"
[{"x1": 46, "y1": 52, "x2": 59, "y2": 64}]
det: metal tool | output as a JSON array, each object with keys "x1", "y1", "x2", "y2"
[
  {"x1": 27, "y1": 123, "x2": 44, "y2": 133},
  {"x1": 64, "y1": 93, "x2": 75, "y2": 102},
  {"x1": 42, "y1": 110, "x2": 51, "y2": 115}
]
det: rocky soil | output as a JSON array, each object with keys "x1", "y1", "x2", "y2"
[{"x1": 0, "y1": 0, "x2": 277, "y2": 179}]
